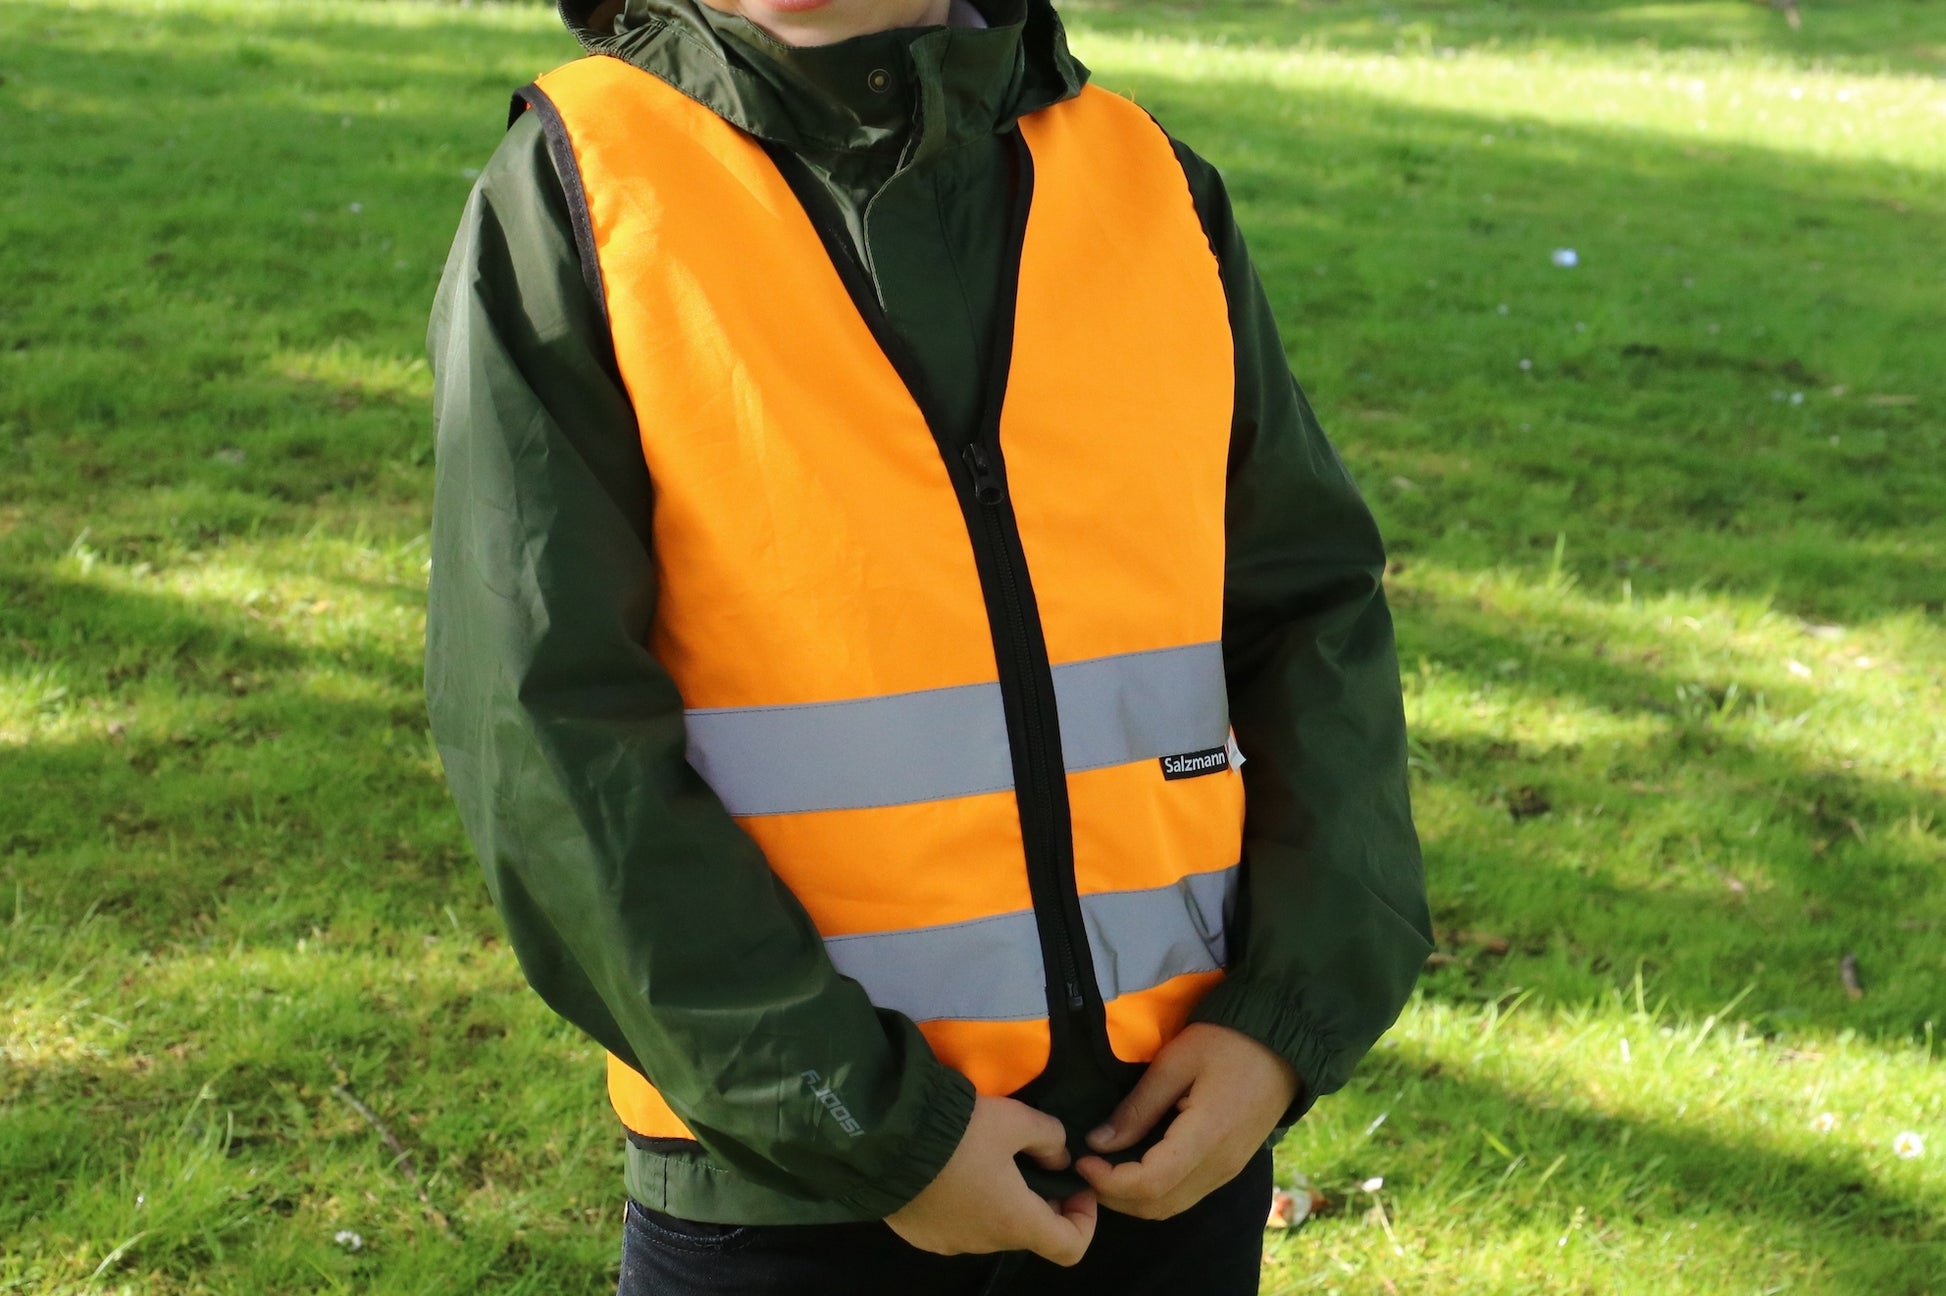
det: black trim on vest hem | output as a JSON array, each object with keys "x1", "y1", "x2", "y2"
[
  {"x1": 626, "y1": 1129, "x2": 704, "y2": 1156},
  {"x1": 514, "y1": 81, "x2": 610, "y2": 325}
]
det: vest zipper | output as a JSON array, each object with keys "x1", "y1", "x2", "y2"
[
  {"x1": 761, "y1": 137, "x2": 1128, "y2": 1150},
  {"x1": 962, "y1": 444, "x2": 1084, "y2": 1014}
]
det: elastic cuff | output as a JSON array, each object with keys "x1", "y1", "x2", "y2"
[
  {"x1": 836, "y1": 1058, "x2": 977, "y2": 1218},
  {"x1": 1188, "y1": 980, "x2": 1341, "y2": 1125}
]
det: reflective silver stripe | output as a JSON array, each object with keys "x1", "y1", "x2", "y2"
[
  {"x1": 824, "y1": 864, "x2": 1238, "y2": 1024},
  {"x1": 684, "y1": 679, "x2": 1014, "y2": 817},
  {"x1": 686, "y1": 641, "x2": 1227, "y2": 816},
  {"x1": 1053, "y1": 642, "x2": 1229, "y2": 774},
  {"x1": 1081, "y1": 864, "x2": 1233, "y2": 1001},
  {"x1": 825, "y1": 910, "x2": 1047, "y2": 1023}
]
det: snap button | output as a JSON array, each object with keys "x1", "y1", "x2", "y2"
[{"x1": 867, "y1": 68, "x2": 893, "y2": 94}]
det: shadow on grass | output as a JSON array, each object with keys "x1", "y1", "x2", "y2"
[
  {"x1": 2, "y1": 0, "x2": 1938, "y2": 1018},
  {"x1": 1393, "y1": 572, "x2": 1941, "y2": 1028},
  {"x1": 8, "y1": 978, "x2": 1938, "y2": 1291},
  {"x1": 8, "y1": 0, "x2": 1939, "y2": 618},
  {"x1": 0, "y1": 10, "x2": 1940, "y2": 1283},
  {"x1": 0, "y1": 567, "x2": 460, "y2": 947},
  {"x1": 1136, "y1": 81, "x2": 1940, "y2": 626},
  {"x1": 1283, "y1": 1041, "x2": 1946, "y2": 1288}
]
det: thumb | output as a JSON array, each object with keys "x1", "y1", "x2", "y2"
[
  {"x1": 1087, "y1": 1053, "x2": 1193, "y2": 1153},
  {"x1": 1025, "y1": 1189, "x2": 1098, "y2": 1268}
]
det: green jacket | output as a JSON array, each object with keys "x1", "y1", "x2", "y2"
[{"x1": 425, "y1": 0, "x2": 1431, "y2": 1225}]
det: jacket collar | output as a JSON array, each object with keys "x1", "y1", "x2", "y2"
[{"x1": 555, "y1": 0, "x2": 1088, "y2": 164}]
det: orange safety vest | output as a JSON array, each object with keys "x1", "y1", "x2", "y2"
[{"x1": 523, "y1": 54, "x2": 1246, "y2": 1142}]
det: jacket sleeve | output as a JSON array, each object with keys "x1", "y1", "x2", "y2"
[
  {"x1": 424, "y1": 112, "x2": 974, "y2": 1215},
  {"x1": 1172, "y1": 142, "x2": 1434, "y2": 1119}
]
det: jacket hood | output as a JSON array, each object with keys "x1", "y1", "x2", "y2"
[{"x1": 553, "y1": 0, "x2": 1088, "y2": 159}]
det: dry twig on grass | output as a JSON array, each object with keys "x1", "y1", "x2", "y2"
[{"x1": 331, "y1": 1081, "x2": 430, "y2": 1203}]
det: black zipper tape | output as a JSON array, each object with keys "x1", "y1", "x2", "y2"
[{"x1": 762, "y1": 137, "x2": 1139, "y2": 1168}]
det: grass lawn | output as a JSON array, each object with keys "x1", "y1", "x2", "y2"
[{"x1": 2, "y1": 0, "x2": 1941, "y2": 1291}]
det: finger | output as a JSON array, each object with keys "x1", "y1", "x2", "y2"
[
  {"x1": 1086, "y1": 1053, "x2": 1194, "y2": 1152},
  {"x1": 1022, "y1": 1189, "x2": 1097, "y2": 1267},
  {"x1": 1006, "y1": 1102, "x2": 1075, "y2": 1171},
  {"x1": 1072, "y1": 1156, "x2": 1178, "y2": 1221}
]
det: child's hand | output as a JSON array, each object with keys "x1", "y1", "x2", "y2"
[
  {"x1": 1072, "y1": 1023, "x2": 1299, "y2": 1220},
  {"x1": 885, "y1": 1095, "x2": 1098, "y2": 1265}
]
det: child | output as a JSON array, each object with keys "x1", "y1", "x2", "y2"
[{"x1": 426, "y1": 0, "x2": 1431, "y2": 1291}]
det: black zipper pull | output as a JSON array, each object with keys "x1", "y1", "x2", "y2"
[
  {"x1": 961, "y1": 443, "x2": 1006, "y2": 506},
  {"x1": 1064, "y1": 978, "x2": 1085, "y2": 1011}
]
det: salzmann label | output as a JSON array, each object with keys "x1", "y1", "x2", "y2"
[{"x1": 1159, "y1": 746, "x2": 1229, "y2": 780}]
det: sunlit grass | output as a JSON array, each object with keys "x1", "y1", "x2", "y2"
[
  {"x1": 1269, "y1": 991, "x2": 1943, "y2": 1293},
  {"x1": 1088, "y1": 33, "x2": 1946, "y2": 170},
  {"x1": 1, "y1": 0, "x2": 1941, "y2": 1291}
]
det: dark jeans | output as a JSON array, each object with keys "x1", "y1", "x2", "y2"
[{"x1": 616, "y1": 1146, "x2": 1273, "y2": 1296}]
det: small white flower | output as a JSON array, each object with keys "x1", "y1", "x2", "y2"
[
  {"x1": 334, "y1": 1230, "x2": 365, "y2": 1251},
  {"x1": 1551, "y1": 248, "x2": 1579, "y2": 268},
  {"x1": 1519, "y1": 358, "x2": 1533, "y2": 371},
  {"x1": 1811, "y1": 1112, "x2": 1837, "y2": 1134},
  {"x1": 1894, "y1": 1132, "x2": 1925, "y2": 1160},
  {"x1": 1789, "y1": 391, "x2": 1805, "y2": 405},
  {"x1": 1359, "y1": 1176, "x2": 1384, "y2": 1193},
  {"x1": 348, "y1": 202, "x2": 364, "y2": 214}
]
